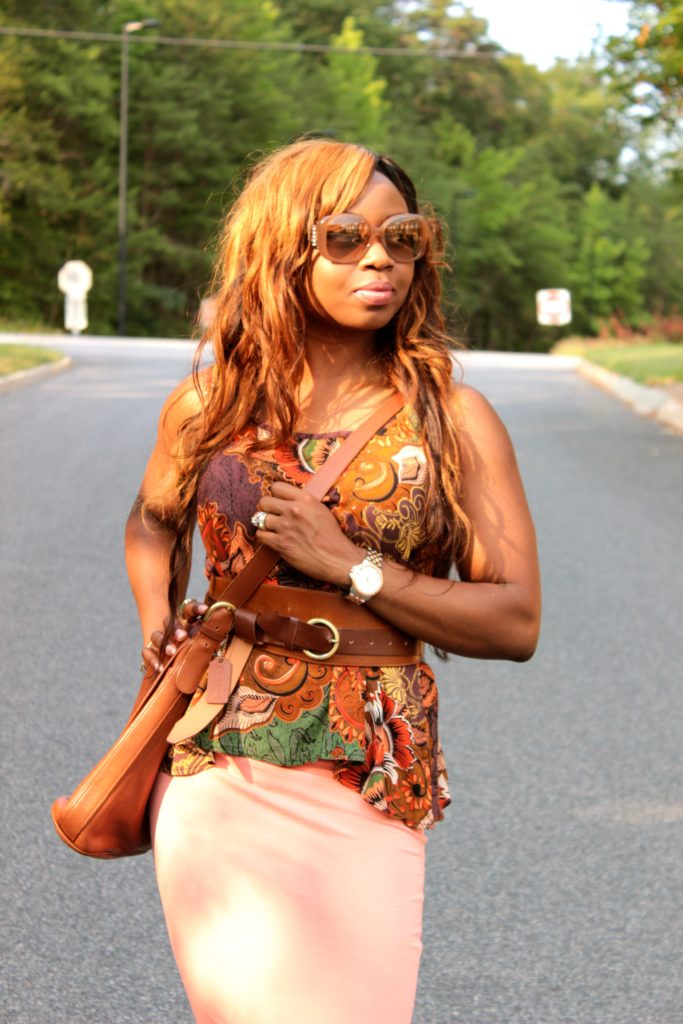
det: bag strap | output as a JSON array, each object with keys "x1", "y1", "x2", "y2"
[{"x1": 208, "y1": 389, "x2": 405, "y2": 610}]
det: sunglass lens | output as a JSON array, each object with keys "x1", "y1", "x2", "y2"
[
  {"x1": 384, "y1": 217, "x2": 426, "y2": 261},
  {"x1": 323, "y1": 218, "x2": 368, "y2": 262}
]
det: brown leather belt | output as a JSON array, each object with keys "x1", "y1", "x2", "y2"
[{"x1": 205, "y1": 578, "x2": 421, "y2": 666}]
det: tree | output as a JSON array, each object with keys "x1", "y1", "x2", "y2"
[
  {"x1": 99, "y1": 0, "x2": 309, "y2": 335},
  {"x1": 528, "y1": 59, "x2": 632, "y2": 191},
  {"x1": 569, "y1": 183, "x2": 651, "y2": 334},
  {"x1": 618, "y1": 166, "x2": 683, "y2": 318},
  {"x1": 0, "y1": 11, "x2": 118, "y2": 327},
  {"x1": 1, "y1": 0, "x2": 681, "y2": 343},
  {"x1": 315, "y1": 16, "x2": 390, "y2": 147},
  {"x1": 607, "y1": 0, "x2": 683, "y2": 124}
]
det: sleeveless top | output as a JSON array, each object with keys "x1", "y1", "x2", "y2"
[{"x1": 162, "y1": 403, "x2": 451, "y2": 831}]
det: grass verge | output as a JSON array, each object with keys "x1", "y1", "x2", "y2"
[
  {"x1": 553, "y1": 340, "x2": 683, "y2": 387},
  {"x1": 0, "y1": 344, "x2": 63, "y2": 378},
  {"x1": 0, "y1": 318, "x2": 59, "y2": 334}
]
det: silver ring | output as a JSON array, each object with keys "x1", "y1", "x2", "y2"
[{"x1": 251, "y1": 510, "x2": 268, "y2": 530}]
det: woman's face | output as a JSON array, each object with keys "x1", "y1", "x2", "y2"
[{"x1": 307, "y1": 171, "x2": 416, "y2": 335}]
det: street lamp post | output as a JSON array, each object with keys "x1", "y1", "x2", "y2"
[{"x1": 117, "y1": 19, "x2": 158, "y2": 337}]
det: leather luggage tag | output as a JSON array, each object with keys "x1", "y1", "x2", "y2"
[{"x1": 206, "y1": 655, "x2": 232, "y2": 705}]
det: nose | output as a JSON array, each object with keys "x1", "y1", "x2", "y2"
[{"x1": 359, "y1": 237, "x2": 394, "y2": 269}]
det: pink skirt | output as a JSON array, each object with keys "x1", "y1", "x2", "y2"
[{"x1": 150, "y1": 755, "x2": 427, "y2": 1024}]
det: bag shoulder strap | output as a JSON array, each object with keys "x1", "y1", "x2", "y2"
[{"x1": 211, "y1": 390, "x2": 405, "y2": 609}]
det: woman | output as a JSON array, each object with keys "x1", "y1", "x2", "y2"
[{"x1": 125, "y1": 138, "x2": 541, "y2": 1024}]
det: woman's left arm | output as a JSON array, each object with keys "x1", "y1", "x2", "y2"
[{"x1": 257, "y1": 387, "x2": 541, "y2": 661}]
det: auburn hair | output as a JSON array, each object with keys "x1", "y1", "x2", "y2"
[{"x1": 144, "y1": 138, "x2": 469, "y2": 649}]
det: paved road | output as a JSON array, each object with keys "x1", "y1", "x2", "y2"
[{"x1": 1, "y1": 340, "x2": 682, "y2": 1024}]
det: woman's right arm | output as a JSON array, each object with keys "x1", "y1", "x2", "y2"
[{"x1": 124, "y1": 372, "x2": 208, "y2": 668}]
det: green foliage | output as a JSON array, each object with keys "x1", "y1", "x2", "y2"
[
  {"x1": 439, "y1": 142, "x2": 574, "y2": 349},
  {"x1": 0, "y1": 25, "x2": 118, "y2": 330},
  {"x1": 569, "y1": 184, "x2": 651, "y2": 334},
  {"x1": 320, "y1": 17, "x2": 389, "y2": 147},
  {"x1": 607, "y1": 0, "x2": 683, "y2": 124},
  {"x1": 0, "y1": 0, "x2": 682, "y2": 346}
]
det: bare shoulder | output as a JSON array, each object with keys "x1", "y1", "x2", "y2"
[
  {"x1": 150, "y1": 367, "x2": 214, "y2": 461},
  {"x1": 451, "y1": 382, "x2": 516, "y2": 463},
  {"x1": 158, "y1": 366, "x2": 214, "y2": 438}
]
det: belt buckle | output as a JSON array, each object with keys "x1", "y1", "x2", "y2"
[
  {"x1": 203, "y1": 600, "x2": 237, "y2": 622},
  {"x1": 303, "y1": 618, "x2": 340, "y2": 661}
]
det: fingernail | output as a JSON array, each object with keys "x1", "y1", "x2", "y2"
[
  {"x1": 166, "y1": 644, "x2": 176, "y2": 656},
  {"x1": 154, "y1": 661, "x2": 161, "y2": 672}
]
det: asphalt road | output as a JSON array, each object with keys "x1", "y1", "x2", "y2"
[{"x1": 1, "y1": 340, "x2": 682, "y2": 1024}]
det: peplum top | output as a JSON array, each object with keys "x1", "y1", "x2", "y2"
[{"x1": 162, "y1": 403, "x2": 451, "y2": 830}]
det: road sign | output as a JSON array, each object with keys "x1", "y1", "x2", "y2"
[
  {"x1": 58, "y1": 260, "x2": 93, "y2": 335},
  {"x1": 58, "y1": 260, "x2": 93, "y2": 297},
  {"x1": 536, "y1": 288, "x2": 571, "y2": 327}
]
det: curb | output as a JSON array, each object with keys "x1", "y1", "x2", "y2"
[
  {"x1": 0, "y1": 356, "x2": 72, "y2": 395},
  {"x1": 576, "y1": 359, "x2": 683, "y2": 435}
]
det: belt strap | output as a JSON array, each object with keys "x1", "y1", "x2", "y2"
[{"x1": 211, "y1": 581, "x2": 421, "y2": 664}]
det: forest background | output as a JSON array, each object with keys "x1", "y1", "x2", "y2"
[{"x1": 1, "y1": 0, "x2": 681, "y2": 349}]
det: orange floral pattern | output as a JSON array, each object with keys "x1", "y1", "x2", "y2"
[{"x1": 163, "y1": 404, "x2": 451, "y2": 830}]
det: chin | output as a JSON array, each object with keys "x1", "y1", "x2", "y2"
[{"x1": 339, "y1": 306, "x2": 400, "y2": 331}]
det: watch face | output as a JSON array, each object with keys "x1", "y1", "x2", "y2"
[{"x1": 351, "y1": 563, "x2": 383, "y2": 597}]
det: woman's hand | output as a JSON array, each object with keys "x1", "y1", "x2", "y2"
[
  {"x1": 255, "y1": 482, "x2": 360, "y2": 586},
  {"x1": 140, "y1": 599, "x2": 208, "y2": 674}
]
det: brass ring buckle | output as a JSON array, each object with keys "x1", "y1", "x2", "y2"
[
  {"x1": 303, "y1": 618, "x2": 340, "y2": 661},
  {"x1": 203, "y1": 600, "x2": 237, "y2": 623}
]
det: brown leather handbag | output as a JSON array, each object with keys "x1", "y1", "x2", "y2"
[{"x1": 51, "y1": 392, "x2": 405, "y2": 859}]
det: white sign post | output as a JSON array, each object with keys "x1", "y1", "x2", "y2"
[
  {"x1": 58, "y1": 260, "x2": 93, "y2": 335},
  {"x1": 536, "y1": 288, "x2": 572, "y2": 327}
]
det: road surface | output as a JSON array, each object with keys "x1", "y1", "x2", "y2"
[{"x1": 1, "y1": 339, "x2": 681, "y2": 1023}]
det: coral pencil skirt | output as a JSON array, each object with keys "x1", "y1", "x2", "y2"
[{"x1": 149, "y1": 755, "x2": 427, "y2": 1024}]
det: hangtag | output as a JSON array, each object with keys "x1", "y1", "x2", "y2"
[{"x1": 206, "y1": 656, "x2": 232, "y2": 704}]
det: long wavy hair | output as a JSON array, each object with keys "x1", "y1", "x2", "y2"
[{"x1": 145, "y1": 138, "x2": 469, "y2": 648}]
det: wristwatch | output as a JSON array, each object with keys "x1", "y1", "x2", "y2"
[{"x1": 347, "y1": 549, "x2": 384, "y2": 605}]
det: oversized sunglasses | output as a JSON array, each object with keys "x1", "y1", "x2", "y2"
[{"x1": 311, "y1": 213, "x2": 430, "y2": 264}]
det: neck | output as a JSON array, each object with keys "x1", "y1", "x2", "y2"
[
  {"x1": 296, "y1": 323, "x2": 392, "y2": 432},
  {"x1": 302, "y1": 320, "x2": 379, "y2": 385}
]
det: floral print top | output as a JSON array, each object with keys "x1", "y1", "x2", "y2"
[{"x1": 162, "y1": 403, "x2": 451, "y2": 830}]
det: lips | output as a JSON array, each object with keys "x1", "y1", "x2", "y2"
[{"x1": 353, "y1": 282, "x2": 395, "y2": 306}]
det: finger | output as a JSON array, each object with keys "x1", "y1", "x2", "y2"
[
  {"x1": 188, "y1": 599, "x2": 208, "y2": 618},
  {"x1": 148, "y1": 630, "x2": 178, "y2": 664},
  {"x1": 251, "y1": 505, "x2": 281, "y2": 532},
  {"x1": 258, "y1": 493, "x2": 315, "y2": 522},
  {"x1": 177, "y1": 603, "x2": 209, "y2": 632},
  {"x1": 269, "y1": 481, "x2": 301, "y2": 499},
  {"x1": 258, "y1": 495, "x2": 287, "y2": 515},
  {"x1": 258, "y1": 510, "x2": 280, "y2": 533},
  {"x1": 255, "y1": 528, "x2": 284, "y2": 552},
  {"x1": 141, "y1": 646, "x2": 162, "y2": 673},
  {"x1": 177, "y1": 599, "x2": 205, "y2": 623}
]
